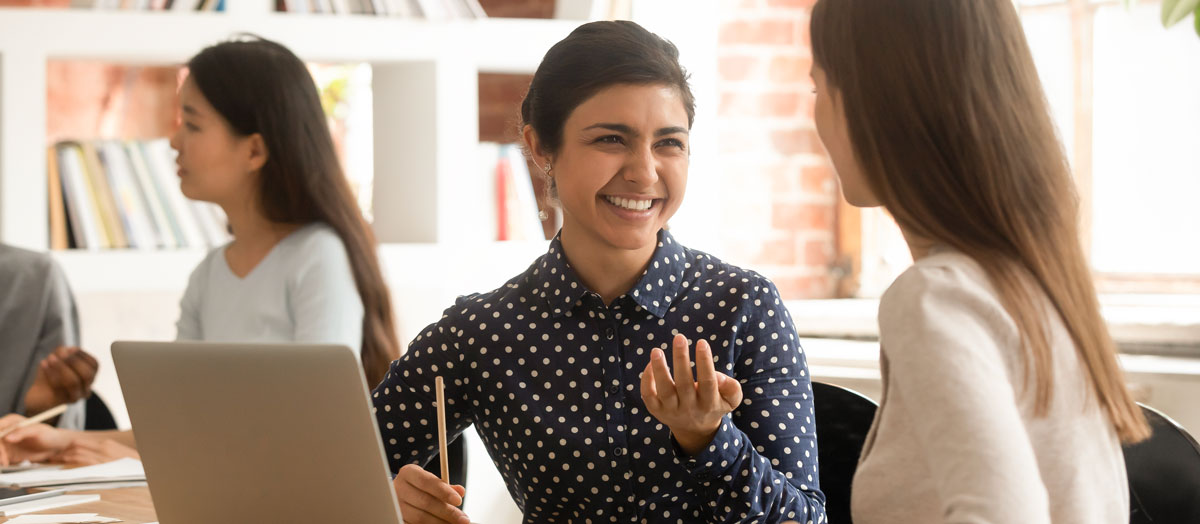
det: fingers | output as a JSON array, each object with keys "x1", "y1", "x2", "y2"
[
  {"x1": 670, "y1": 334, "x2": 694, "y2": 398},
  {"x1": 4, "y1": 424, "x2": 43, "y2": 444},
  {"x1": 5, "y1": 423, "x2": 68, "y2": 453},
  {"x1": 1, "y1": 427, "x2": 60, "y2": 465},
  {"x1": 55, "y1": 445, "x2": 102, "y2": 466},
  {"x1": 61, "y1": 348, "x2": 99, "y2": 392},
  {"x1": 0, "y1": 413, "x2": 27, "y2": 433},
  {"x1": 407, "y1": 465, "x2": 464, "y2": 507},
  {"x1": 42, "y1": 353, "x2": 84, "y2": 402},
  {"x1": 694, "y1": 339, "x2": 719, "y2": 410},
  {"x1": 639, "y1": 360, "x2": 660, "y2": 411},
  {"x1": 394, "y1": 464, "x2": 469, "y2": 524},
  {"x1": 397, "y1": 502, "x2": 457, "y2": 524},
  {"x1": 716, "y1": 372, "x2": 744, "y2": 409},
  {"x1": 649, "y1": 348, "x2": 677, "y2": 407}
]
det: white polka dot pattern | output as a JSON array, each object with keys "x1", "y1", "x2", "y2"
[{"x1": 372, "y1": 230, "x2": 826, "y2": 523}]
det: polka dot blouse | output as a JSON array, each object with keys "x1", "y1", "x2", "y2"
[{"x1": 372, "y1": 230, "x2": 826, "y2": 523}]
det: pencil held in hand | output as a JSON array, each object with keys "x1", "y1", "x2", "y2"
[
  {"x1": 435, "y1": 376, "x2": 449, "y2": 484},
  {"x1": 0, "y1": 404, "x2": 69, "y2": 439}
]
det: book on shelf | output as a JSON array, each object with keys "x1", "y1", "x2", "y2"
[
  {"x1": 49, "y1": 138, "x2": 230, "y2": 251},
  {"x1": 46, "y1": 146, "x2": 70, "y2": 251},
  {"x1": 486, "y1": 142, "x2": 544, "y2": 242},
  {"x1": 77, "y1": 141, "x2": 130, "y2": 249},
  {"x1": 275, "y1": 0, "x2": 483, "y2": 17},
  {"x1": 553, "y1": 0, "x2": 631, "y2": 21},
  {"x1": 63, "y1": 0, "x2": 225, "y2": 10}
]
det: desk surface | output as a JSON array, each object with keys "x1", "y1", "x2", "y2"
[{"x1": 0, "y1": 487, "x2": 156, "y2": 523}]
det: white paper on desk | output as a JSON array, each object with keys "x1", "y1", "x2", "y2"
[
  {"x1": 0, "y1": 458, "x2": 144, "y2": 488},
  {"x1": 3, "y1": 513, "x2": 120, "y2": 523},
  {"x1": 62, "y1": 481, "x2": 147, "y2": 492},
  {"x1": 0, "y1": 463, "x2": 62, "y2": 474},
  {"x1": 0, "y1": 494, "x2": 100, "y2": 517}
]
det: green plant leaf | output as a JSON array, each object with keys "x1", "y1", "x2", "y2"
[
  {"x1": 1195, "y1": 4, "x2": 1200, "y2": 37},
  {"x1": 1163, "y1": 0, "x2": 1200, "y2": 27}
]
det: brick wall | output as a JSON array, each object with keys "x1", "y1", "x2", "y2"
[
  {"x1": 715, "y1": 0, "x2": 838, "y2": 299},
  {"x1": 46, "y1": 62, "x2": 179, "y2": 142},
  {"x1": 476, "y1": 0, "x2": 553, "y2": 18}
]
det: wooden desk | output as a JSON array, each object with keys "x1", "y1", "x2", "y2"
[{"x1": 0, "y1": 487, "x2": 156, "y2": 523}]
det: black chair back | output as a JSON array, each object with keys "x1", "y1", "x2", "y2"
[
  {"x1": 84, "y1": 392, "x2": 119, "y2": 431},
  {"x1": 1124, "y1": 404, "x2": 1200, "y2": 524},
  {"x1": 813, "y1": 381, "x2": 877, "y2": 524}
]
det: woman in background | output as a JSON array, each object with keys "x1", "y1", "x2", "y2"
[
  {"x1": 1, "y1": 36, "x2": 399, "y2": 464},
  {"x1": 794, "y1": 1, "x2": 1149, "y2": 523}
]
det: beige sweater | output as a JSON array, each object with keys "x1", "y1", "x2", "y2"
[{"x1": 851, "y1": 250, "x2": 1128, "y2": 524}]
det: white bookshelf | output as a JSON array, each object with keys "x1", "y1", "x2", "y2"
[{"x1": 0, "y1": 4, "x2": 576, "y2": 256}]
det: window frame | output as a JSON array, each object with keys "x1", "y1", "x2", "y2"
[{"x1": 833, "y1": 0, "x2": 1200, "y2": 298}]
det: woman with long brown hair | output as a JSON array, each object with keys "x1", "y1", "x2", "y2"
[
  {"x1": 803, "y1": 1, "x2": 1149, "y2": 522},
  {"x1": 0, "y1": 36, "x2": 400, "y2": 464}
]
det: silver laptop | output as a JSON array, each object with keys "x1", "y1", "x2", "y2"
[{"x1": 112, "y1": 341, "x2": 403, "y2": 524}]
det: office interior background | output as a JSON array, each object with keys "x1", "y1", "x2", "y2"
[{"x1": 0, "y1": 0, "x2": 1196, "y2": 520}]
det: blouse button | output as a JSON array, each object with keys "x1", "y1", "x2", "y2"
[
  {"x1": 609, "y1": 384, "x2": 620, "y2": 394},
  {"x1": 614, "y1": 447, "x2": 626, "y2": 457},
  {"x1": 605, "y1": 328, "x2": 615, "y2": 340}
]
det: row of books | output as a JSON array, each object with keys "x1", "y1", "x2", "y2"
[
  {"x1": 68, "y1": 0, "x2": 225, "y2": 10},
  {"x1": 480, "y1": 143, "x2": 546, "y2": 242},
  {"x1": 48, "y1": 139, "x2": 231, "y2": 251},
  {"x1": 276, "y1": 0, "x2": 485, "y2": 18}
]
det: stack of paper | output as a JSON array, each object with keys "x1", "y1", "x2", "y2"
[
  {"x1": 0, "y1": 495, "x2": 100, "y2": 517},
  {"x1": 0, "y1": 459, "x2": 144, "y2": 489},
  {"x1": 0, "y1": 462, "x2": 60, "y2": 474}
]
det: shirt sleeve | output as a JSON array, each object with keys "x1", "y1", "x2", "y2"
[
  {"x1": 878, "y1": 263, "x2": 1051, "y2": 523},
  {"x1": 371, "y1": 309, "x2": 474, "y2": 476},
  {"x1": 15, "y1": 258, "x2": 82, "y2": 420},
  {"x1": 175, "y1": 252, "x2": 207, "y2": 341},
  {"x1": 38, "y1": 261, "x2": 87, "y2": 430},
  {"x1": 679, "y1": 278, "x2": 827, "y2": 524},
  {"x1": 288, "y1": 232, "x2": 364, "y2": 361}
]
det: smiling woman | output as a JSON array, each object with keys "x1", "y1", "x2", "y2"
[
  {"x1": 372, "y1": 20, "x2": 827, "y2": 524},
  {"x1": 524, "y1": 83, "x2": 690, "y2": 303}
]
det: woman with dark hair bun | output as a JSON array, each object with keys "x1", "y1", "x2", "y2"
[{"x1": 373, "y1": 21, "x2": 825, "y2": 524}]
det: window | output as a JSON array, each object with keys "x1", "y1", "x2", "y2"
[{"x1": 849, "y1": 0, "x2": 1200, "y2": 298}]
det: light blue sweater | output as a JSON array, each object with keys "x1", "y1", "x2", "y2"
[{"x1": 176, "y1": 222, "x2": 363, "y2": 358}]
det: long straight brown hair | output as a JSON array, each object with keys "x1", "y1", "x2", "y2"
[
  {"x1": 811, "y1": 0, "x2": 1148, "y2": 442},
  {"x1": 188, "y1": 37, "x2": 399, "y2": 386}
]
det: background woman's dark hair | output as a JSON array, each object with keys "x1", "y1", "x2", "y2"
[
  {"x1": 188, "y1": 36, "x2": 399, "y2": 386},
  {"x1": 520, "y1": 20, "x2": 695, "y2": 159}
]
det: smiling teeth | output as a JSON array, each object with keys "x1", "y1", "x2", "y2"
[{"x1": 605, "y1": 196, "x2": 653, "y2": 211}]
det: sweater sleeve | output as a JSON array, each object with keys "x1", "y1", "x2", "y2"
[
  {"x1": 878, "y1": 261, "x2": 1051, "y2": 523},
  {"x1": 175, "y1": 249, "x2": 212, "y2": 341},
  {"x1": 288, "y1": 230, "x2": 364, "y2": 360}
]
